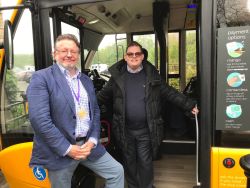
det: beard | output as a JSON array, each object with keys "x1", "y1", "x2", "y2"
[
  {"x1": 58, "y1": 60, "x2": 77, "y2": 70},
  {"x1": 56, "y1": 60, "x2": 78, "y2": 76}
]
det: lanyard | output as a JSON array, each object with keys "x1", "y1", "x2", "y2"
[{"x1": 71, "y1": 79, "x2": 80, "y2": 104}]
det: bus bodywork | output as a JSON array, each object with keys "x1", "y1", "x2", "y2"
[{"x1": 1, "y1": 0, "x2": 250, "y2": 188}]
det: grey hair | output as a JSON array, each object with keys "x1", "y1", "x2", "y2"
[{"x1": 55, "y1": 34, "x2": 81, "y2": 49}]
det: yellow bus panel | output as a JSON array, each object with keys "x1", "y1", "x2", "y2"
[
  {"x1": 211, "y1": 147, "x2": 250, "y2": 188},
  {"x1": 0, "y1": 142, "x2": 50, "y2": 188}
]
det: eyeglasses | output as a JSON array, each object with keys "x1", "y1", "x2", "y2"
[
  {"x1": 126, "y1": 52, "x2": 143, "y2": 58},
  {"x1": 56, "y1": 49, "x2": 79, "y2": 56}
]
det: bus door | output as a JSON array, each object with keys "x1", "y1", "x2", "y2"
[
  {"x1": 209, "y1": 0, "x2": 250, "y2": 188},
  {"x1": 1, "y1": 0, "x2": 202, "y2": 187},
  {"x1": 0, "y1": 1, "x2": 109, "y2": 187},
  {"x1": 0, "y1": 1, "x2": 51, "y2": 187},
  {"x1": 0, "y1": 0, "x2": 35, "y2": 149}
]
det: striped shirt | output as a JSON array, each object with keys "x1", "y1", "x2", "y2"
[{"x1": 57, "y1": 63, "x2": 97, "y2": 155}]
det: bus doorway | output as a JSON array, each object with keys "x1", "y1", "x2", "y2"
[
  {"x1": 208, "y1": 0, "x2": 250, "y2": 187},
  {"x1": 196, "y1": 0, "x2": 250, "y2": 188}
]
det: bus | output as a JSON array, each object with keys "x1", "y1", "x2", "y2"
[{"x1": 0, "y1": 0, "x2": 250, "y2": 188}]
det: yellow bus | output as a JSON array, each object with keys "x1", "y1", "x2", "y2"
[{"x1": 1, "y1": 0, "x2": 250, "y2": 187}]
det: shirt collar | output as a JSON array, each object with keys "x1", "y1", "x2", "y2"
[
  {"x1": 127, "y1": 64, "x2": 143, "y2": 73},
  {"x1": 57, "y1": 62, "x2": 81, "y2": 79}
]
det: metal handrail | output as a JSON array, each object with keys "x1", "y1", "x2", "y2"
[
  {"x1": 195, "y1": 110, "x2": 201, "y2": 187},
  {"x1": 193, "y1": 104, "x2": 201, "y2": 188}
]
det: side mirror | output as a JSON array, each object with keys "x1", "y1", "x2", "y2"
[{"x1": 4, "y1": 20, "x2": 14, "y2": 69}]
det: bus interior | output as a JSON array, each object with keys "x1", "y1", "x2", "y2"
[{"x1": 0, "y1": 0, "x2": 199, "y2": 148}]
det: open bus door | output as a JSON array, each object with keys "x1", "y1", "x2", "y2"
[
  {"x1": 199, "y1": 0, "x2": 250, "y2": 188},
  {"x1": 0, "y1": 0, "x2": 203, "y2": 187},
  {"x1": 0, "y1": 1, "x2": 109, "y2": 187},
  {"x1": 0, "y1": 1, "x2": 43, "y2": 187},
  {"x1": 211, "y1": 0, "x2": 250, "y2": 186}
]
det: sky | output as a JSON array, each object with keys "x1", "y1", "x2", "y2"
[
  {"x1": 2, "y1": 0, "x2": 17, "y2": 19},
  {"x1": 2, "y1": 0, "x2": 34, "y2": 54}
]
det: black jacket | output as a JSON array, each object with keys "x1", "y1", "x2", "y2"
[{"x1": 97, "y1": 60, "x2": 196, "y2": 158}]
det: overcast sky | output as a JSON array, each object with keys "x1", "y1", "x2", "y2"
[{"x1": 2, "y1": 0, "x2": 33, "y2": 54}]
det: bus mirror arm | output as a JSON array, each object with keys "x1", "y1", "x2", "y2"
[{"x1": 4, "y1": 20, "x2": 14, "y2": 70}]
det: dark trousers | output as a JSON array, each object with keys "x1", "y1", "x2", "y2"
[{"x1": 124, "y1": 128, "x2": 154, "y2": 188}]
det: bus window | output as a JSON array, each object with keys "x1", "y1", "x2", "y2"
[
  {"x1": 91, "y1": 34, "x2": 126, "y2": 75},
  {"x1": 49, "y1": 17, "x2": 55, "y2": 49},
  {"x1": 1, "y1": 8, "x2": 34, "y2": 146},
  {"x1": 168, "y1": 32, "x2": 180, "y2": 90},
  {"x1": 83, "y1": 49, "x2": 90, "y2": 62},
  {"x1": 92, "y1": 34, "x2": 116, "y2": 68},
  {"x1": 61, "y1": 22, "x2": 80, "y2": 40},
  {"x1": 1, "y1": 0, "x2": 17, "y2": 20},
  {"x1": 186, "y1": 30, "x2": 197, "y2": 84},
  {"x1": 116, "y1": 34, "x2": 127, "y2": 61}
]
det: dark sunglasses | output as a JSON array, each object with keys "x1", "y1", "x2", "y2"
[{"x1": 126, "y1": 52, "x2": 143, "y2": 58}]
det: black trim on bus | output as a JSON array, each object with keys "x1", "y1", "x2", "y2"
[
  {"x1": 52, "y1": 8, "x2": 82, "y2": 30},
  {"x1": 38, "y1": 0, "x2": 111, "y2": 9},
  {"x1": 199, "y1": 0, "x2": 213, "y2": 187},
  {"x1": 153, "y1": 1, "x2": 169, "y2": 82},
  {"x1": 51, "y1": 9, "x2": 62, "y2": 42},
  {"x1": 31, "y1": 6, "x2": 52, "y2": 70}
]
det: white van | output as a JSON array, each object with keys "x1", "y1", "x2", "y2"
[{"x1": 90, "y1": 64, "x2": 108, "y2": 73}]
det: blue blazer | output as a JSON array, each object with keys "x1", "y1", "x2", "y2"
[{"x1": 27, "y1": 63, "x2": 106, "y2": 170}]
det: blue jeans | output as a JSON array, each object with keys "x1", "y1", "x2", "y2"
[{"x1": 48, "y1": 152, "x2": 124, "y2": 188}]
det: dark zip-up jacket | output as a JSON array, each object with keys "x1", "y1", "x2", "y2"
[{"x1": 97, "y1": 60, "x2": 196, "y2": 158}]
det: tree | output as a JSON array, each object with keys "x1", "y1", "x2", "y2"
[{"x1": 217, "y1": 0, "x2": 250, "y2": 27}]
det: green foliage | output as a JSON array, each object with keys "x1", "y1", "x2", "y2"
[
  {"x1": 186, "y1": 31, "x2": 197, "y2": 83},
  {"x1": 186, "y1": 31, "x2": 196, "y2": 66},
  {"x1": 168, "y1": 34, "x2": 179, "y2": 66},
  {"x1": 169, "y1": 78, "x2": 180, "y2": 91},
  {"x1": 14, "y1": 54, "x2": 34, "y2": 68},
  {"x1": 91, "y1": 32, "x2": 197, "y2": 87},
  {"x1": 5, "y1": 70, "x2": 18, "y2": 102},
  {"x1": 133, "y1": 35, "x2": 155, "y2": 64},
  {"x1": 168, "y1": 34, "x2": 179, "y2": 76},
  {"x1": 5, "y1": 70, "x2": 27, "y2": 130},
  {"x1": 93, "y1": 45, "x2": 118, "y2": 66}
]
